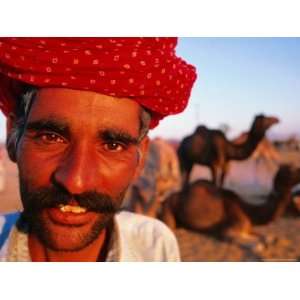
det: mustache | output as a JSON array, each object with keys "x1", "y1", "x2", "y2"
[{"x1": 20, "y1": 185, "x2": 121, "y2": 214}]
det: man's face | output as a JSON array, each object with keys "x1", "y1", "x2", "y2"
[{"x1": 14, "y1": 88, "x2": 148, "y2": 251}]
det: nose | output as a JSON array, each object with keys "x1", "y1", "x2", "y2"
[{"x1": 53, "y1": 142, "x2": 98, "y2": 195}]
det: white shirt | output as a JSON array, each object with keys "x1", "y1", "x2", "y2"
[{"x1": 0, "y1": 211, "x2": 180, "y2": 262}]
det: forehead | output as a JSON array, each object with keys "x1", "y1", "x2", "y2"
[{"x1": 28, "y1": 88, "x2": 141, "y2": 135}]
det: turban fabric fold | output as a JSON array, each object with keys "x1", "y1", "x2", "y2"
[{"x1": 0, "y1": 37, "x2": 197, "y2": 128}]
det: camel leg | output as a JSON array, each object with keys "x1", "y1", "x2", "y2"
[
  {"x1": 182, "y1": 164, "x2": 192, "y2": 189},
  {"x1": 133, "y1": 201, "x2": 144, "y2": 215},
  {"x1": 211, "y1": 165, "x2": 224, "y2": 187},
  {"x1": 211, "y1": 165, "x2": 218, "y2": 186},
  {"x1": 146, "y1": 194, "x2": 163, "y2": 218},
  {"x1": 220, "y1": 163, "x2": 229, "y2": 187},
  {"x1": 222, "y1": 198, "x2": 254, "y2": 241},
  {"x1": 131, "y1": 186, "x2": 147, "y2": 215},
  {"x1": 160, "y1": 201, "x2": 177, "y2": 231},
  {"x1": 222, "y1": 198, "x2": 273, "y2": 253}
]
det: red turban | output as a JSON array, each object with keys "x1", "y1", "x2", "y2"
[{"x1": 0, "y1": 37, "x2": 197, "y2": 128}]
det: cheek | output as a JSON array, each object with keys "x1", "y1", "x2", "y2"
[
  {"x1": 99, "y1": 155, "x2": 139, "y2": 197},
  {"x1": 17, "y1": 140, "x2": 57, "y2": 187}
]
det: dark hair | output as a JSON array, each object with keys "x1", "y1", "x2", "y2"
[
  {"x1": 6, "y1": 87, "x2": 37, "y2": 161},
  {"x1": 138, "y1": 107, "x2": 151, "y2": 142}
]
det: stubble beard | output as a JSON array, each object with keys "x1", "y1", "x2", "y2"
[
  {"x1": 31, "y1": 211, "x2": 113, "y2": 252},
  {"x1": 18, "y1": 178, "x2": 127, "y2": 252}
]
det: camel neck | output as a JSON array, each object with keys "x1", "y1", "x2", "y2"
[
  {"x1": 267, "y1": 189, "x2": 292, "y2": 221},
  {"x1": 227, "y1": 134, "x2": 263, "y2": 160}
]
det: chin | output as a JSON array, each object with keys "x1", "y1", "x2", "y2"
[{"x1": 31, "y1": 210, "x2": 112, "y2": 252}]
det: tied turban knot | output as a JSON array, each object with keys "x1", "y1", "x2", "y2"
[{"x1": 0, "y1": 37, "x2": 197, "y2": 128}]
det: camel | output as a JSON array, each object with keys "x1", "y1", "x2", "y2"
[
  {"x1": 122, "y1": 138, "x2": 181, "y2": 217},
  {"x1": 160, "y1": 164, "x2": 300, "y2": 243},
  {"x1": 286, "y1": 190, "x2": 300, "y2": 216},
  {"x1": 177, "y1": 114, "x2": 279, "y2": 187},
  {"x1": 233, "y1": 133, "x2": 281, "y2": 167},
  {"x1": 292, "y1": 191, "x2": 300, "y2": 213}
]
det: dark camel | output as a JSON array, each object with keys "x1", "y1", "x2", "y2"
[
  {"x1": 160, "y1": 164, "x2": 300, "y2": 241},
  {"x1": 286, "y1": 190, "x2": 300, "y2": 216},
  {"x1": 177, "y1": 114, "x2": 279, "y2": 187}
]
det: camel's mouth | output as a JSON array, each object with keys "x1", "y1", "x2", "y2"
[
  {"x1": 269, "y1": 117, "x2": 280, "y2": 125},
  {"x1": 266, "y1": 116, "x2": 280, "y2": 128}
]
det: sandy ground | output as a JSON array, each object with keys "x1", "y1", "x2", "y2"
[
  {"x1": 1, "y1": 148, "x2": 300, "y2": 261},
  {"x1": 176, "y1": 218, "x2": 300, "y2": 261}
]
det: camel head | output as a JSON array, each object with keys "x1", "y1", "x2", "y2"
[
  {"x1": 273, "y1": 164, "x2": 300, "y2": 192},
  {"x1": 194, "y1": 125, "x2": 208, "y2": 135},
  {"x1": 252, "y1": 114, "x2": 280, "y2": 134}
]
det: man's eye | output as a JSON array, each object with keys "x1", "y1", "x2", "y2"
[
  {"x1": 103, "y1": 142, "x2": 125, "y2": 152},
  {"x1": 37, "y1": 133, "x2": 66, "y2": 144}
]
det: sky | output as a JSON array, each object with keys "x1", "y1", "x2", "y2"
[
  {"x1": 149, "y1": 37, "x2": 300, "y2": 140},
  {"x1": 0, "y1": 37, "x2": 300, "y2": 142}
]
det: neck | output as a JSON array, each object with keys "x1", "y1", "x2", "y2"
[
  {"x1": 228, "y1": 130, "x2": 264, "y2": 160},
  {"x1": 28, "y1": 229, "x2": 107, "y2": 262},
  {"x1": 242, "y1": 130, "x2": 264, "y2": 153},
  {"x1": 269, "y1": 187, "x2": 292, "y2": 221}
]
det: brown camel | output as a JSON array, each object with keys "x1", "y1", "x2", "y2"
[
  {"x1": 286, "y1": 190, "x2": 300, "y2": 216},
  {"x1": 160, "y1": 164, "x2": 300, "y2": 242},
  {"x1": 122, "y1": 138, "x2": 181, "y2": 217},
  {"x1": 177, "y1": 114, "x2": 279, "y2": 187},
  {"x1": 233, "y1": 133, "x2": 281, "y2": 167},
  {"x1": 292, "y1": 191, "x2": 300, "y2": 213}
]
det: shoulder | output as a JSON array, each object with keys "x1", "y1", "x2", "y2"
[
  {"x1": 0, "y1": 211, "x2": 20, "y2": 260},
  {"x1": 116, "y1": 211, "x2": 175, "y2": 238},
  {"x1": 115, "y1": 211, "x2": 180, "y2": 262}
]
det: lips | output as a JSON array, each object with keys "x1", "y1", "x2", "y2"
[{"x1": 46, "y1": 204, "x2": 95, "y2": 226}]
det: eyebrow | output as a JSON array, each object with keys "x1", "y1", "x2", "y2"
[
  {"x1": 99, "y1": 129, "x2": 139, "y2": 145},
  {"x1": 25, "y1": 118, "x2": 70, "y2": 138},
  {"x1": 25, "y1": 119, "x2": 139, "y2": 145}
]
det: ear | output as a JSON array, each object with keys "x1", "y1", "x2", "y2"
[
  {"x1": 133, "y1": 135, "x2": 150, "y2": 181},
  {"x1": 6, "y1": 113, "x2": 18, "y2": 162}
]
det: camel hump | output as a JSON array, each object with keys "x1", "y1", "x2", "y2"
[{"x1": 180, "y1": 180, "x2": 225, "y2": 229}]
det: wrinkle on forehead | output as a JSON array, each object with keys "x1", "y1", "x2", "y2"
[{"x1": 29, "y1": 88, "x2": 141, "y2": 136}]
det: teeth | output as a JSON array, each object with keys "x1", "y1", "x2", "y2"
[{"x1": 58, "y1": 204, "x2": 87, "y2": 213}]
